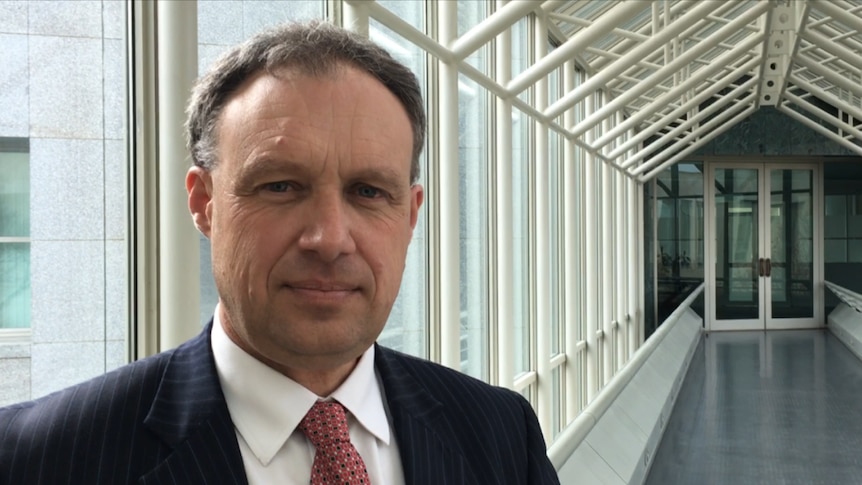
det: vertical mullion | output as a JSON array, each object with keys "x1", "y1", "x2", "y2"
[
  {"x1": 437, "y1": 0, "x2": 460, "y2": 370},
  {"x1": 601, "y1": 95, "x2": 613, "y2": 384},
  {"x1": 584, "y1": 92, "x2": 598, "y2": 403},
  {"x1": 157, "y1": 0, "x2": 199, "y2": 350},
  {"x1": 533, "y1": 12, "x2": 551, "y2": 442},
  {"x1": 495, "y1": 0, "x2": 514, "y2": 389},
  {"x1": 614, "y1": 114, "x2": 627, "y2": 370},
  {"x1": 341, "y1": 0, "x2": 369, "y2": 35},
  {"x1": 562, "y1": 59, "x2": 579, "y2": 423}
]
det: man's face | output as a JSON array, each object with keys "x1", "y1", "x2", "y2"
[{"x1": 187, "y1": 66, "x2": 423, "y2": 375}]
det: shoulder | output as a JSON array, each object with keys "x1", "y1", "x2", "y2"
[
  {"x1": 0, "y1": 348, "x2": 172, "y2": 465},
  {"x1": 376, "y1": 346, "x2": 531, "y2": 417}
]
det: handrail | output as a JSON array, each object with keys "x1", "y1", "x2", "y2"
[
  {"x1": 548, "y1": 282, "x2": 704, "y2": 470},
  {"x1": 825, "y1": 281, "x2": 862, "y2": 314}
]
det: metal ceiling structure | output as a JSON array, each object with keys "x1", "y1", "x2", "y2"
[
  {"x1": 536, "y1": 0, "x2": 862, "y2": 182},
  {"x1": 367, "y1": 0, "x2": 862, "y2": 184}
]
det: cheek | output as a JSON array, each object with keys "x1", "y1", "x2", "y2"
[{"x1": 211, "y1": 205, "x2": 283, "y2": 282}]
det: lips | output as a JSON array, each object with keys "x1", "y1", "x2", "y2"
[{"x1": 286, "y1": 280, "x2": 359, "y2": 292}]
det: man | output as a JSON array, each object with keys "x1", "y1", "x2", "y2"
[{"x1": 0, "y1": 21, "x2": 559, "y2": 484}]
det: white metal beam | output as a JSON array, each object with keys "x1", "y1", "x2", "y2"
[
  {"x1": 599, "y1": 46, "x2": 757, "y2": 151},
  {"x1": 544, "y1": 1, "x2": 727, "y2": 121},
  {"x1": 795, "y1": 55, "x2": 862, "y2": 101},
  {"x1": 533, "y1": 11, "x2": 552, "y2": 445},
  {"x1": 783, "y1": 90, "x2": 862, "y2": 142},
  {"x1": 626, "y1": 76, "x2": 759, "y2": 170},
  {"x1": 790, "y1": 75, "x2": 862, "y2": 123},
  {"x1": 494, "y1": 0, "x2": 514, "y2": 390},
  {"x1": 363, "y1": 1, "x2": 451, "y2": 62},
  {"x1": 569, "y1": 2, "x2": 768, "y2": 137},
  {"x1": 605, "y1": 56, "x2": 761, "y2": 161},
  {"x1": 778, "y1": 104, "x2": 862, "y2": 155},
  {"x1": 437, "y1": 0, "x2": 461, "y2": 371},
  {"x1": 562, "y1": 57, "x2": 579, "y2": 423},
  {"x1": 799, "y1": 29, "x2": 862, "y2": 75},
  {"x1": 450, "y1": 1, "x2": 540, "y2": 61},
  {"x1": 157, "y1": 0, "x2": 200, "y2": 350},
  {"x1": 810, "y1": 0, "x2": 862, "y2": 36},
  {"x1": 633, "y1": 92, "x2": 757, "y2": 177},
  {"x1": 507, "y1": 0, "x2": 649, "y2": 97}
]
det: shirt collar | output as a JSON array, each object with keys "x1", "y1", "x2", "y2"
[{"x1": 210, "y1": 306, "x2": 390, "y2": 466}]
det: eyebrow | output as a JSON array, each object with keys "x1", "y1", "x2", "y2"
[{"x1": 237, "y1": 156, "x2": 411, "y2": 190}]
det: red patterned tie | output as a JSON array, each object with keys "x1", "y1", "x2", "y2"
[{"x1": 299, "y1": 400, "x2": 371, "y2": 485}]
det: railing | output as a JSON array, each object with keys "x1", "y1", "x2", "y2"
[
  {"x1": 825, "y1": 281, "x2": 862, "y2": 313},
  {"x1": 548, "y1": 282, "x2": 704, "y2": 470}
]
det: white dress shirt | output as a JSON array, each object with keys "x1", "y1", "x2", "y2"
[{"x1": 211, "y1": 308, "x2": 405, "y2": 485}]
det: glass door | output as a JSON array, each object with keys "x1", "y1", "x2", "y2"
[{"x1": 708, "y1": 163, "x2": 821, "y2": 331}]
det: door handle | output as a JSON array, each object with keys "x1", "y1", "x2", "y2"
[
  {"x1": 759, "y1": 258, "x2": 765, "y2": 277},
  {"x1": 765, "y1": 258, "x2": 771, "y2": 277}
]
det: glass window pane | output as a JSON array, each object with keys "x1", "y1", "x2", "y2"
[
  {"x1": 0, "y1": 148, "x2": 29, "y2": 237},
  {"x1": 377, "y1": 0, "x2": 424, "y2": 32},
  {"x1": 196, "y1": 0, "x2": 327, "y2": 326},
  {"x1": 0, "y1": 0, "x2": 130, "y2": 404},
  {"x1": 458, "y1": 1, "x2": 489, "y2": 73},
  {"x1": 370, "y1": 19, "x2": 428, "y2": 359},
  {"x1": 550, "y1": 130, "x2": 562, "y2": 355},
  {"x1": 715, "y1": 168, "x2": 759, "y2": 320},
  {"x1": 0, "y1": 243, "x2": 29, "y2": 329},
  {"x1": 552, "y1": 365, "x2": 563, "y2": 438},
  {"x1": 459, "y1": 73, "x2": 489, "y2": 380},
  {"x1": 513, "y1": 109, "x2": 530, "y2": 376}
]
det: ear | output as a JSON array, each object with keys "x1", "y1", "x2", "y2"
[
  {"x1": 409, "y1": 184, "x2": 424, "y2": 230},
  {"x1": 187, "y1": 166, "x2": 214, "y2": 237}
]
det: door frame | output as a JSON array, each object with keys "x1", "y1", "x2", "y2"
[{"x1": 705, "y1": 160, "x2": 824, "y2": 331}]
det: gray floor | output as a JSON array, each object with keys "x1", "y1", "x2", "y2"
[{"x1": 646, "y1": 330, "x2": 862, "y2": 485}]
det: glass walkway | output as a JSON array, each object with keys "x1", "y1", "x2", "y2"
[{"x1": 646, "y1": 330, "x2": 862, "y2": 484}]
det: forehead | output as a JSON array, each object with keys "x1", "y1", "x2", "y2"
[{"x1": 215, "y1": 66, "x2": 414, "y2": 175}]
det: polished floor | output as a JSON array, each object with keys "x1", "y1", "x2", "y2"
[{"x1": 646, "y1": 329, "x2": 862, "y2": 484}]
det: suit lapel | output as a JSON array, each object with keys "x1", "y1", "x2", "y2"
[
  {"x1": 140, "y1": 323, "x2": 248, "y2": 485},
  {"x1": 375, "y1": 346, "x2": 479, "y2": 485}
]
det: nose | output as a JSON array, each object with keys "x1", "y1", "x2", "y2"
[{"x1": 297, "y1": 190, "x2": 356, "y2": 262}]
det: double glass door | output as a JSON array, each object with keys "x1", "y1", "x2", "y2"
[{"x1": 707, "y1": 163, "x2": 822, "y2": 331}]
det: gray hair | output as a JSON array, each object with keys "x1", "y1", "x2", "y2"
[{"x1": 185, "y1": 20, "x2": 425, "y2": 183}]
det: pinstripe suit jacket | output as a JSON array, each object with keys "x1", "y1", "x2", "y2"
[{"x1": 0, "y1": 323, "x2": 559, "y2": 484}]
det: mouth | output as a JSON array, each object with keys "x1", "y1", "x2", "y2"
[{"x1": 283, "y1": 281, "x2": 361, "y2": 301}]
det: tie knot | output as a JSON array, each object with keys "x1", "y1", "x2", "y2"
[{"x1": 299, "y1": 400, "x2": 351, "y2": 448}]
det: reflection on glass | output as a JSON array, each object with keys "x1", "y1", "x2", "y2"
[
  {"x1": 551, "y1": 365, "x2": 563, "y2": 438},
  {"x1": 823, "y1": 162, "x2": 862, "y2": 314},
  {"x1": 513, "y1": 108, "x2": 530, "y2": 376},
  {"x1": 0, "y1": 143, "x2": 29, "y2": 329},
  {"x1": 655, "y1": 162, "x2": 704, "y2": 326},
  {"x1": 715, "y1": 168, "x2": 759, "y2": 320},
  {"x1": 770, "y1": 169, "x2": 814, "y2": 319},
  {"x1": 459, "y1": 72, "x2": 489, "y2": 380},
  {"x1": 370, "y1": 20, "x2": 429, "y2": 358}
]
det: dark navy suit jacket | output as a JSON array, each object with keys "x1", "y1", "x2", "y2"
[{"x1": 0, "y1": 323, "x2": 559, "y2": 484}]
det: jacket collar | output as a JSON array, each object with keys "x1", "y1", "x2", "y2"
[
  {"x1": 140, "y1": 322, "x2": 248, "y2": 484},
  {"x1": 375, "y1": 345, "x2": 479, "y2": 484}
]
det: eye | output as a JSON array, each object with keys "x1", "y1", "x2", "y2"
[
  {"x1": 262, "y1": 181, "x2": 293, "y2": 193},
  {"x1": 356, "y1": 185, "x2": 384, "y2": 199}
]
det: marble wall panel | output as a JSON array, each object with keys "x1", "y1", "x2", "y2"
[
  {"x1": 198, "y1": 0, "x2": 244, "y2": 46},
  {"x1": 0, "y1": 34, "x2": 29, "y2": 136},
  {"x1": 29, "y1": 35, "x2": 103, "y2": 139},
  {"x1": 30, "y1": 240, "x2": 106, "y2": 344},
  {"x1": 30, "y1": 341, "x2": 105, "y2": 399},
  {"x1": 102, "y1": 0, "x2": 125, "y2": 40},
  {"x1": 0, "y1": 1, "x2": 28, "y2": 34},
  {"x1": 0, "y1": 355, "x2": 30, "y2": 406},
  {"x1": 29, "y1": 0, "x2": 102, "y2": 38},
  {"x1": 241, "y1": 0, "x2": 323, "y2": 37},
  {"x1": 29, "y1": 138, "x2": 104, "y2": 240}
]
